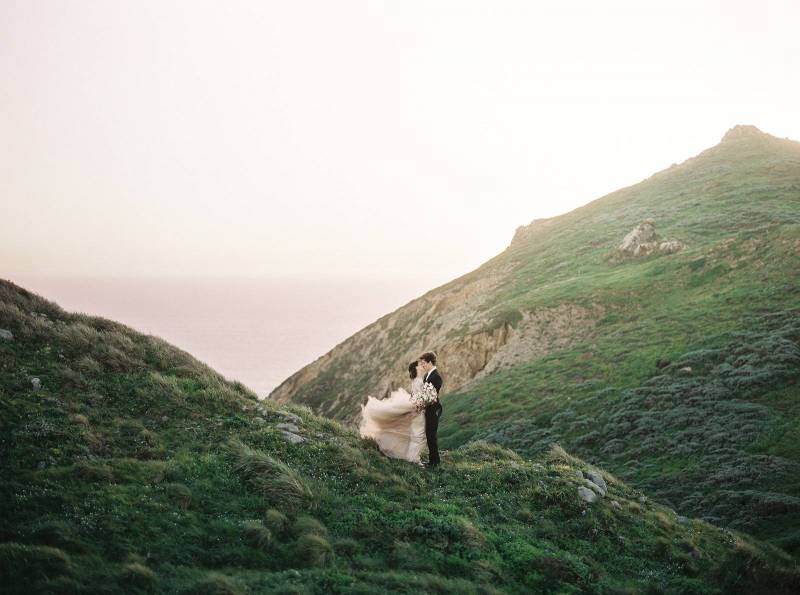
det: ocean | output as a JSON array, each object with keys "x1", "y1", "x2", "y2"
[{"x1": 6, "y1": 274, "x2": 439, "y2": 398}]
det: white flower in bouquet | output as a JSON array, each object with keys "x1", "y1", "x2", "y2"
[{"x1": 411, "y1": 381, "x2": 438, "y2": 413}]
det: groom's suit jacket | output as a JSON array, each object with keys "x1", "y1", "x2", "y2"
[{"x1": 424, "y1": 369, "x2": 443, "y2": 398}]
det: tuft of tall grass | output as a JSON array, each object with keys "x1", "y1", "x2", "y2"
[
  {"x1": 294, "y1": 533, "x2": 334, "y2": 567},
  {"x1": 292, "y1": 515, "x2": 328, "y2": 538},
  {"x1": 164, "y1": 483, "x2": 192, "y2": 509},
  {"x1": 264, "y1": 509, "x2": 289, "y2": 538},
  {"x1": 26, "y1": 519, "x2": 85, "y2": 553},
  {"x1": 225, "y1": 439, "x2": 314, "y2": 511},
  {"x1": 449, "y1": 439, "x2": 522, "y2": 464},
  {"x1": 0, "y1": 543, "x2": 73, "y2": 592},
  {"x1": 547, "y1": 443, "x2": 581, "y2": 466},
  {"x1": 118, "y1": 561, "x2": 157, "y2": 589},
  {"x1": 241, "y1": 520, "x2": 273, "y2": 549}
]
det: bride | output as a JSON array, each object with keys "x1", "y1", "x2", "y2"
[{"x1": 359, "y1": 361, "x2": 427, "y2": 465}]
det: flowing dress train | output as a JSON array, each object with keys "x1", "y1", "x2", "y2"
[{"x1": 359, "y1": 378, "x2": 426, "y2": 463}]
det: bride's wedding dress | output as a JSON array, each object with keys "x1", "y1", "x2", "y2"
[{"x1": 359, "y1": 376, "x2": 426, "y2": 463}]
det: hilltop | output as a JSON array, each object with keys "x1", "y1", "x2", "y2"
[
  {"x1": 269, "y1": 125, "x2": 800, "y2": 550},
  {"x1": 2, "y1": 278, "x2": 799, "y2": 593}
]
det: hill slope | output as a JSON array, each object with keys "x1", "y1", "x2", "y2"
[
  {"x1": 269, "y1": 125, "x2": 800, "y2": 549},
  {"x1": 2, "y1": 279, "x2": 800, "y2": 593}
]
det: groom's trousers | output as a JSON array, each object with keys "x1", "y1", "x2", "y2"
[{"x1": 424, "y1": 400, "x2": 443, "y2": 466}]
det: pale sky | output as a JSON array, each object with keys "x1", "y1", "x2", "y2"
[{"x1": 2, "y1": 1, "x2": 799, "y2": 284}]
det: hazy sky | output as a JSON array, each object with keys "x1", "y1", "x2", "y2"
[{"x1": 3, "y1": 1, "x2": 798, "y2": 284}]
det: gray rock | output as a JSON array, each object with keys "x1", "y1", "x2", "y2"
[
  {"x1": 584, "y1": 479, "x2": 606, "y2": 497},
  {"x1": 619, "y1": 220, "x2": 657, "y2": 253},
  {"x1": 577, "y1": 486, "x2": 598, "y2": 503},
  {"x1": 575, "y1": 470, "x2": 584, "y2": 479},
  {"x1": 677, "y1": 515, "x2": 689, "y2": 524},
  {"x1": 659, "y1": 240, "x2": 684, "y2": 254},
  {"x1": 277, "y1": 411, "x2": 303, "y2": 425},
  {"x1": 161, "y1": 415, "x2": 169, "y2": 422},
  {"x1": 679, "y1": 366, "x2": 692, "y2": 374},
  {"x1": 31, "y1": 377, "x2": 41, "y2": 391},
  {"x1": 618, "y1": 220, "x2": 684, "y2": 257},
  {"x1": 638, "y1": 495, "x2": 648, "y2": 504},
  {"x1": 280, "y1": 430, "x2": 305, "y2": 444},
  {"x1": 633, "y1": 241, "x2": 660, "y2": 257},
  {"x1": 0, "y1": 329, "x2": 13, "y2": 341},
  {"x1": 276, "y1": 422, "x2": 300, "y2": 433},
  {"x1": 586, "y1": 470, "x2": 608, "y2": 493},
  {"x1": 611, "y1": 500, "x2": 621, "y2": 509}
]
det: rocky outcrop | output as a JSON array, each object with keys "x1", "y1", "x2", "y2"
[
  {"x1": 577, "y1": 468, "x2": 610, "y2": 504},
  {"x1": 577, "y1": 486, "x2": 597, "y2": 503},
  {"x1": 617, "y1": 219, "x2": 684, "y2": 257},
  {"x1": 720, "y1": 124, "x2": 770, "y2": 144},
  {"x1": 251, "y1": 404, "x2": 307, "y2": 443},
  {"x1": 510, "y1": 217, "x2": 557, "y2": 248}
]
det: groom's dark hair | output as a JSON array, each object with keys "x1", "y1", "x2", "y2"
[
  {"x1": 408, "y1": 361, "x2": 418, "y2": 379},
  {"x1": 419, "y1": 351, "x2": 437, "y2": 365}
]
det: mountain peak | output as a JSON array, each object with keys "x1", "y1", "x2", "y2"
[{"x1": 720, "y1": 124, "x2": 769, "y2": 143}]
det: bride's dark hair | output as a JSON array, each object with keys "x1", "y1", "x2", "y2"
[{"x1": 408, "y1": 361, "x2": 418, "y2": 379}]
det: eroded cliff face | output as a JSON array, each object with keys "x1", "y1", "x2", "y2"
[
  {"x1": 464, "y1": 303, "x2": 606, "y2": 380},
  {"x1": 269, "y1": 259, "x2": 604, "y2": 425},
  {"x1": 268, "y1": 266, "x2": 509, "y2": 419}
]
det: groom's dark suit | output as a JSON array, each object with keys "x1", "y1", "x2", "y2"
[{"x1": 423, "y1": 368, "x2": 443, "y2": 466}]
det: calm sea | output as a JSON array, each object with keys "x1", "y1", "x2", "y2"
[{"x1": 6, "y1": 274, "x2": 439, "y2": 398}]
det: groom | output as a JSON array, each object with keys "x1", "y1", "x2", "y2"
[{"x1": 417, "y1": 351, "x2": 443, "y2": 468}]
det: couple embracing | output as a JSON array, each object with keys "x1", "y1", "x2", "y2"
[{"x1": 359, "y1": 352, "x2": 444, "y2": 468}]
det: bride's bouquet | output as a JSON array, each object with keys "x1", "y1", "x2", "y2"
[{"x1": 411, "y1": 381, "x2": 438, "y2": 413}]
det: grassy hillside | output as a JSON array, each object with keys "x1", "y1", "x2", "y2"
[
  {"x1": 442, "y1": 308, "x2": 800, "y2": 548},
  {"x1": 269, "y1": 125, "x2": 800, "y2": 549},
  {"x1": 2, "y1": 280, "x2": 800, "y2": 593}
]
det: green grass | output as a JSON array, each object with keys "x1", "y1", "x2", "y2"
[{"x1": 3, "y1": 279, "x2": 800, "y2": 593}]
